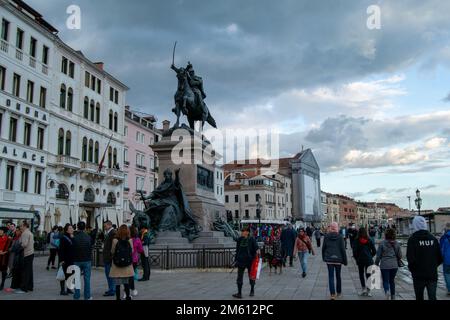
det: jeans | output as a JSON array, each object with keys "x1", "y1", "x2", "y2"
[
  {"x1": 140, "y1": 253, "x2": 150, "y2": 280},
  {"x1": 315, "y1": 238, "x2": 321, "y2": 248},
  {"x1": 327, "y1": 264, "x2": 342, "y2": 295},
  {"x1": 444, "y1": 264, "x2": 450, "y2": 293},
  {"x1": 381, "y1": 268, "x2": 398, "y2": 295},
  {"x1": 47, "y1": 249, "x2": 57, "y2": 267},
  {"x1": 73, "y1": 261, "x2": 91, "y2": 300},
  {"x1": 358, "y1": 264, "x2": 370, "y2": 289},
  {"x1": 20, "y1": 254, "x2": 34, "y2": 292},
  {"x1": 413, "y1": 279, "x2": 437, "y2": 300},
  {"x1": 298, "y1": 251, "x2": 309, "y2": 274},
  {"x1": 104, "y1": 262, "x2": 115, "y2": 294},
  {"x1": 236, "y1": 266, "x2": 255, "y2": 293}
]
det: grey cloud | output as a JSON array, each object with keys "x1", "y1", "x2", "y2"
[
  {"x1": 26, "y1": 0, "x2": 450, "y2": 124},
  {"x1": 368, "y1": 188, "x2": 387, "y2": 194}
]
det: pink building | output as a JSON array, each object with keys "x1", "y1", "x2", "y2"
[{"x1": 123, "y1": 106, "x2": 160, "y2": 223}]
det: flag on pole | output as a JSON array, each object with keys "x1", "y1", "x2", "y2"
[{"x1": 98, "y1": 134, "x2": 114, "y2": 173}]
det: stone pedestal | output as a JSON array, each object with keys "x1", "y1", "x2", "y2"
[
  {"x1": 151, "y1": 126, "x2": 227, "y2": 232},
  {"x1": 149, "y1": 231, "x2": 194, "y2": 249}
]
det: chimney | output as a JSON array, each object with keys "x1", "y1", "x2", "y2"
[
  {"x1": 94, "y1": 62, "x2": 104, "y2": 70},
  {"x1": 162, "y1": 120, "x2": 170, "y2": 131}
]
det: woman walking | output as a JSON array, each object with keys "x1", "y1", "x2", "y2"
[
  {"x1": 58, "y1": 223, "x2": 75, "y2": 295},
  {"x1": 128, "y1": 226, "x2": 143, "y2": 298},
  {"x1": 353, "y1": 227, "x2": 376, "y2": 297},
  {"x1": 375, "y1": 228, "x2": 402, "y2": 300},
  {"x1": 322, "y1": 222, "x2": 347, "y2": 300},
  {"x1": 110, "y1": 225, "x2": 134, "y2": 300},
  {"x1": 294, "y1": 228, "x2": 314, "y2": 278}
]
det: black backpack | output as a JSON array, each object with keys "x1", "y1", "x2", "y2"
[{"x1": 113, "y1": 239, "x2": 132, "y2": 267}]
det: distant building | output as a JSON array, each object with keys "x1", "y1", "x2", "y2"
[
  {"x1": 122, "y1": 106, "x2": 160, "y2": 223},
  {"x1": 214, "y1": 165, "x2": 224, "y2": 204}
]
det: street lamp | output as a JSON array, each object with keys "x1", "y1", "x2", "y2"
[{"x1": 414, "y1": 189, "x2": 422, "y2": 216}]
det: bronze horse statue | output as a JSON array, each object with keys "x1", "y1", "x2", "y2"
[{"x1": 170, "y1": 62, "x2": 217, "y2": 132}]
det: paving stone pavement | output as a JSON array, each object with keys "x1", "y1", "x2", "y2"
[{"x1": 0, "y1": 242, "x2": 448, "y2": 300}]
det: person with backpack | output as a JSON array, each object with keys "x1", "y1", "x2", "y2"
[
  {"x1": 376, "y1": 228, "x2": 402, "y2": 300},
  {"x1": 323, "y1": 222, "x2": 347, "y2": 300},
  {"x1": 294, "y1": 228, "x2": 315, "y2": 278},
  {"x1": 72, "y1": 221, "x2": 93, "y2": 300},
  {"x1": 102, "y1": 220, "x2": 116, "y2": 297},
  {"x1": 58, "y1": 223, "x2": 74, "y2": 296},
  {"x1": 110, "y1": 225, "x2": 134, "y2": 301},
  {"x1": 46, "y1": 226, "x2": 59, "y2": 270},
  {"x1": 440, "y1": 222, "x2": 450, "y2": 296},
  {"x1": 353, "y1": 227, "x2": 376, "y2": 297},
  {"x1": 407, "y1": 216, "x2": 443, "y2": 300}
]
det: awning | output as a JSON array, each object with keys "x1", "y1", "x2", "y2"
[
  {"x1": 240, "y1": 219, "x2": 289, "y2": 225},
  {"x1": 0, "y1": 207, "x2": 38, "y2": 220},
  {"x1": 79, "y1": 202, "x2": 114, "y2": 208}
]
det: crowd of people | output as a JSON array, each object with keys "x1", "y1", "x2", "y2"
[
  {"x1": 233, "y1": 217, "x2": 450, "y2": 300},
  {"x1": 0, "y1": 220, "x2": 151, "y2": 300}
]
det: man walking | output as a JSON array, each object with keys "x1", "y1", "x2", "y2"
[
  {"x1": 15, "y1": 221, "x2": 33, "y2": 294},
  {"x1": 407, "y1": 216, "x2": 443, "y2": 300},
  {"x1": 72, "y1": 221, "x2": 93, "y2": 300},
  {"x1": 280, "y1": 224, "x2": 297, "y2": 267},
  {"x1": 102, "y1": 220, "x2": 116, "y2": 296},
  {"x1": 138, "y1": 227, "x2": 150, "y2": 282},
  {"x1": 348, "y1": 224, "x2": 358, "y2": 250},
  {"x1": 439, "y1": 222, "x2": 450, "y2": 296},
  {"x1": 232, "y1": 226, "x2": 258, "y2": 299},
  {"x1": 313, "y1": 227, "x2": 322, "y2": 248}
]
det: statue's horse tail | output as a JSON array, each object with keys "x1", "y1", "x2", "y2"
[{"x1": 207, "y1": 113, "x2": 217, "y2": 129}]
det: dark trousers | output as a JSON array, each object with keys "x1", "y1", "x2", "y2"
[
  {"x1": 0, "y1": 270, "x2": 6, "y2": 288},
  {"x1": 141, "y1": 253, "x2": 150, "y2": 280},
  {"x1": 316, "y1": 238, "x2": 321, "y2": 247},
  {"x1": 327, "y1": 264, "x2": 342, "y2": 295},
  {"x1": 413, "y1": 279, "x2": 437, "y2": 300},
  {"x1": 47, "y1": 249, "x2": 57, "y2": 267},
  {"x1": 116, "y1": 283, "x2": 130, "y2": 301},
  {"x1": 236, "y1": 266, "x2": 255, "y2": 293},
  {"x1": 20, "y1": 254, "x2": 34, "y2": 292},
  {"x1": 381, "y1": 268, "x2": 398, "y2": 295},
  {"x1": 357, "y1": 264, "x2": 370, "y2": 288}
]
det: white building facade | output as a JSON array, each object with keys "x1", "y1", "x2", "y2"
[
  {"x1": 0, "y1": 0, "x2": 54, "y2": 227},
  {"x1": 0, "y1": 0, "x2": 129, "y2": 229},
  {"x1": 214, "y1": 165, "x2": 224, "y2": 204}
]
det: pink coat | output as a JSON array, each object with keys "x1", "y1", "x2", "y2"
[{"x1": 132, "y1": 237, "x2": 144, "y2": 264}]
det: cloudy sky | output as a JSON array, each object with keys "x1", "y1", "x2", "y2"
[{"x1": 27, "y1": 0, "x2": 450, "y2": 210}]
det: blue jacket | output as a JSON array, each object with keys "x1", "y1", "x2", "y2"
[{"x1": 440, "y1": 231, "x2": 450, "y2": 266}]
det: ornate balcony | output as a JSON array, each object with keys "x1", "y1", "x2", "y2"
[
  {"x1": 106, "y1": 168, "x2": 124, "y2": 185},
  {"x1": 54, "y1": 155, "x2": 80, "y2": 175},
  {"x1": 29, "y1": 57, "x2": 36, "y2": 68},
  {"x1": 15, "y1": 49, "x2": 23, "y2": 61},
  {"x1": 80, "y1": 161, "x2": 106, "y2": 180},
  {"x1": 0, "y1": 40, "x2": 8, "y2": 53}
]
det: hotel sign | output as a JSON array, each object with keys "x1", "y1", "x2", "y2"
[{"x1": 1, "y1": 144, "x2": 45, "y2": 164}]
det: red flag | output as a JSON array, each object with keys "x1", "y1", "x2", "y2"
[{"x1": 98, "y1": 134, "x2": 113, "y2": 173}]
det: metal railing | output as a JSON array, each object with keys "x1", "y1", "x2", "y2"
[
  {"x1": 0, "y1": 40, "x2": 8, "y2": 53},
  {"x1": 149, "y1": 247, "x2": 236, "y2": 270},
  {"x1": 56, "y1": 155, "x2": 80, "y2": 167}
]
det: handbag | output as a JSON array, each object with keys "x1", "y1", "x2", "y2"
[
  {"x1": 56, "y1": 266, "x2": 66, "y2": 281},
  {"x1": 390, "y1": 241, "x2": 405, "y2": 268}
]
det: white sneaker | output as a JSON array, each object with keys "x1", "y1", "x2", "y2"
[
  {"x1": 385, "y1": 292, "x2": 391, "y2": 300},
  {"x1": 122, "y1": 293, "x2": 127, "y2": 300},
  {"x1": 366, "y1": 289, "x2": 372, "y2": 297},
  {"x1": 131, "y1": 289, "x2": 138, "y2": 297}
]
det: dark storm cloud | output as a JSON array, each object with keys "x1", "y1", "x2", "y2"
[{"x1": 26, "y1": 0, "x2": 450, "y2": 125}]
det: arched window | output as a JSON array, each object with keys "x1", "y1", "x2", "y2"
[
  {"x1": 88, "y1": 139, "x2": 93, "y2": 162},
  {"x1": 95, "y1": 103, "x2": 100, "y2": 124},
  {"x1": 82, "y1": 137, "x2": 87, "y2": 161},
  {"x1": 113, "y1": 148, "x2": 117, "y2": 167},
  {"x1": 109, "y1": 110, "x2": 113, "y2": 130},
  {"x1": 67, "y1": 88, "x2": 73, "y2": 112},
  {"x1": 65, "y1": 131, "x2": 71, "y2": 156},
  {"x1": 83, "y1": 97, "x2": 89, "y2": 119},
  {"x1": 94, "y1": 141, "x2": 99, "y2": 164},
  {"x1": 90, "y1": 99, "x2": 95, "y2": 122},
  {"x1": 58, "y1": 128, "x2": 64, "y2": 155},
  {"x1": 107, "y1": 192, "x2": 116, "y2": 205},
  {"x1": 84, "y1": 188, "x2": 95, "y2": 202},
  {"x1": 114, "y1": 112, "x2": 118, "y2": 132},
  {"x1": 108, "y1": 146, "x2": 112, "y2": 168},
  {"x1": 56, "y1": 183, "x2": 69, "y2": 200},
  {"x1": 60, "y1": 84, "x2": 66, "y2": 109}
]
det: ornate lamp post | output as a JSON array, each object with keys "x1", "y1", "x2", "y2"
[{"x1": 414, "y1": 189, "x2": 422, "y2": 216}]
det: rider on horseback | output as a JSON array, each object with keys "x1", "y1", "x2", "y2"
[{"x1": 186, "y1": 62, "x2": 208, "y2": 120}]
